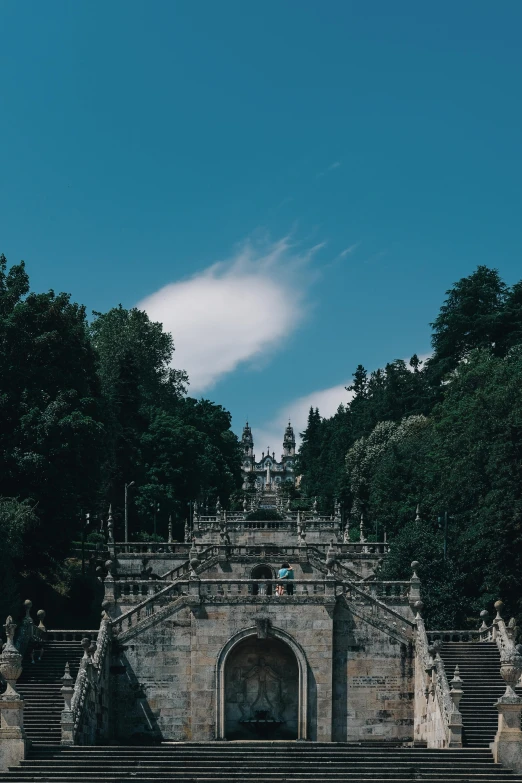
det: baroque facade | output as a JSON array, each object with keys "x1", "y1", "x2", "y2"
[
  {"x1": 240, "y1": 422, "x2": 296, "y2": 491},
  {"x1": 2, "y1": 504, "x2": 522, "y2": 778}
]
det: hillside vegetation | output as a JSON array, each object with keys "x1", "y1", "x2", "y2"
[{"x1": 297, "y1": 266, "x2": 522, "y2": 626}]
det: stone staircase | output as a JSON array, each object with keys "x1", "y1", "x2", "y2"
[
  {"x1": 1, "y1": 743, "x2": 521, "y2": 782},
  {"x1": 440, "y1": 642, "x2": 513, "y2": 748},
  {"x1": 16, "y1": 640, "x2": 84, "y2": 747}
]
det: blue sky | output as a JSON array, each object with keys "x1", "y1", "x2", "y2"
[{"x1": 2, "y1": 1, "x2": 522, "y2": 451}]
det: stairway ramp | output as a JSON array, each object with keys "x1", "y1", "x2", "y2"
[
  {"x1": 440, "y1": 641, "x2": 522, "y2": 748},
  {"x1": 16, "y1": 639, "x2": 85, "y2": 747}
]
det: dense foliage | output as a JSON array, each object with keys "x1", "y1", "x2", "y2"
[
  {"x1": 297, "y1": 266, "x2": 522, "y2": 627},
  {"x1": 0, "y1": 255, "x2": 242, "y2": 617}
]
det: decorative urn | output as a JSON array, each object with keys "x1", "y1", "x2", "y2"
[{"x1": 0, "y1": 616, "x2": 23, "y2": 699}]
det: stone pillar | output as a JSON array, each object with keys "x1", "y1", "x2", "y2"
[
  {"x1": 60, "y1": 662, "x2": 75, "y2": 746},
  {"x1": 408, "y1": 561, "x2": 421, "y2": 607},
  {"x1": 492, "y1": 647, "x2": 522, "y2": 773},
  {"x1": 0, "y1": 617, "x2": 26, "y2": 770}
]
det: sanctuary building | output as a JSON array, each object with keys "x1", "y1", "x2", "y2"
[
  {"x1": 240, "y1": 421, "x2": 297, "y2": 491},
  {"x1": 2, "y1": 472, "x2": 522, "y2": 781}
]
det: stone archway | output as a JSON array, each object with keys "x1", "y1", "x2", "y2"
[
  {"x1": 216, "y1": 627, "x2": 308, "y2": 740},
  {"x1": 251, "y1": 564, "x2": 274, "y2": 595}
]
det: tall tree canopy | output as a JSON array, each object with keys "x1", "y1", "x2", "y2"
[
  {"x1": 0, "y1": 255, "x2": 242, "y2": 596},
  {"x1": 297, "y1": 266, "x2": 522, "y2": 626}
]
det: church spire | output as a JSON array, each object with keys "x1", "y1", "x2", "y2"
[
  {"x1": 241, "y1": 421, "x2": 254, "y2": 459},
  {"x1": 283, "y1": 419, "x2": 296, "y2": 457}
]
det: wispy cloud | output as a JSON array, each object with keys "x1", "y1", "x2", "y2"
[
  {"x1": 338, "y1": 242, "x2": 360, "y2": 259},
  {"x1": 317, "y1": 160, "x2": 342, "y2": 178},
  {"x1": 138, "y1": 236, "x2": 323, "y2": 393}
]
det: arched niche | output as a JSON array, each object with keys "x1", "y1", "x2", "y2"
[
  {"x1": 250, "y1": 563, "x2": 274, "y2": 595},
  {"x1": 216, "y1": 626, "x2": 308, "y2": 741}
]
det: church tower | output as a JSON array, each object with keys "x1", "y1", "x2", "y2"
[
  {"x1": 282, "y1": 421, "x2": 296, "y2": 457},
  {"x1": 241, "y1": 421, "x2": 254, "y2": 459},
  {"x1": 282, "y1": 421, "x2": 296, "y2": 485}
]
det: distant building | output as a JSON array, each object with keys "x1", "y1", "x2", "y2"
[{"x1": 240, "y1": 421, "x2": 296, "y2": 490}]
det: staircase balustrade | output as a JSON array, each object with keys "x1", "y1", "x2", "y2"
[
  {"x1": 62, "y1": 615, "x2": 111, "y2": 746},
  {"x1": 489, "y1": 601, "x2": 522, "y2": 772},
  {"x1": 415, "y1": 614, "x2": 463, "y2": 748}
]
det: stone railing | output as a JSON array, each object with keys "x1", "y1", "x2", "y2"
[
  {"x1": 160, "y1": 545, "x2": 216, "y2": 580},
  {"x1": 488, "y1": 600, "x2": 522, "y2": 772},
  {"x1": 46, "y1": 630, "x2": 99, "y2": 642},
  {"x1": 312, "y1": 542, "x2": 390, "y2": 556},
  {"x1": 113, "y1": 579, "x2": 168, "y2": 601},
  {"x1": 415, "y1": 612, "x2": 463, "y2": 748},
  {"x1": 111, "y1": 577, "x2": 339, "y2": 636},
  {"x1": 61, "y1": 618, "x2": 109, "y2": 745},
  {"x1": 336, "y1": 580, "x2": 415, "y2": 644},
  {"x1": 197, "y1": 578, "x2": 336, "y2": 601},
  {"x1": 114, "y1": 543, "x2": 191, "y2": 555},
  {"x1": 427, "y1": 629, "x2": 481, "y2": 644}
]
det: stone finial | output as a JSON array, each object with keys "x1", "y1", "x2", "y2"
[
  {"x1": 0, "y1": 616, "x2": 23, "y2": 698},
  {"x1": 243, "y1": 496, "x2": 248, "y2": 512},
  {"x1": 184, "y1": 519, "x2": 190, "y2": 543},
  {"x1": 409, "y1": 561, "x2": 421, "y2": 606},
  {"x1": 499, "y1": 647, "x2": 522, "y2": 698},
  {"x1": 334, "y1": 499, "x2": 341, "y2": 520},
  {"x1": 101, "y1": 600, "x2": 111, "y2": 621},
  {"x1": 494, "y1": 600, "x2": 504, "y2": 622},
  {"x1": 168, "y1": 515, "x2": 173, "y2": 544},
  {"x1": 415, "y1": 504, "x2": 421, "y2": 523},
  {"x1": 189, "y1": 544, "x2": 200, "y2": 575},
  {"x1": 414, "y1": 600, "x2": 424, "y2": 619},
  {"x1": 36, "y1": 609, "x2": 46, "y2": 631},
  {"x1": 107, "y1": 505, "x2": 114, "y2": 544},
  {"x1": 507, "y1": 617, "x2": 518, "y2": 640},
  {"x1": 450, "y1": 665, "x2": 464, "y2": 711},
  {"x1": 23, "y1": 600, "x2": 33, "y2": 623},
  {"x1": 326, "y1": 539, "x2": 336, "y2": 575},
  {"x1": 479, "y1": 609, "x2": 489, "y2": 630},
  {"x1": 81, "y1": 637, "x2": 92, "y2": 660},
  {"x1": 105, "y1": 559, "x2": 114, "y2": 579},
  {"x1": 193, "y1": 500, "x2": 199, "y2": 520},
  {"x1": 359, "y1": 513, "x2": 366, "y2": 544},
  {"x1": 312, "y1": 497, "x2": 318, "y2": 516},
  {"x1": 61, "y1": 661, "x2": 74, "y2": 711}
]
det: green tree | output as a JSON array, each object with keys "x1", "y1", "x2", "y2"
[
  {"x1": 0, "y1": 256, "x2": 106, "y2": 559},
  {"x1": 428, "y1": 266, "x2": 507, "y2": 381}
]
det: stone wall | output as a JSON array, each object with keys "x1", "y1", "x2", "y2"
[
  {"x1": 110, "y1": 598, "x2": 335, "y2": 743},
  {"x1": 109, "y1": 588, "x2": 415, "y2": 744},
  {"x1": 332, "y1": 599, "x2": 415, "y2": 742}
]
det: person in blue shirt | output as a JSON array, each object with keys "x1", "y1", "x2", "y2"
[{"x1": 277, "y1": 562, "x2": 294, "y2": 595}]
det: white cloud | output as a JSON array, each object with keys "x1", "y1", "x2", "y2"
[
  {"x1": 338, "y1": 243, "x2": 360, "y2": 259},
  {"x1": 251, "y1": 351, "x2": 433, "y2": 455},
  {"x1": 138, "y1": 236, "x2": 321, "y2": 393},
  {"x1": 317, "y1": 160, "x2": 342, "y2": 178},
  {"x1": 252, "y1": 382, "x2": 353, "y2": 456}
]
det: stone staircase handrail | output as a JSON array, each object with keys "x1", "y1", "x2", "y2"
[
  {"x1": 159, "y1": 545, "x2": 216, "y2": 580},
  {"x1": 427, "y1": 629, "x2": 481, "y2": 644},
  {"x1": 66, "y1": 615, "x2": 111, "y2": 745},
  {"x1": 339, "y1": 580, "x2": 416, "y2": 629},
  {"x1": 416, "y1": 616, "x2": 463, "y2": 748}
]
